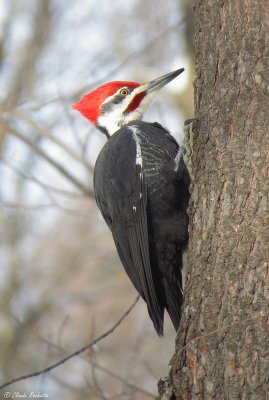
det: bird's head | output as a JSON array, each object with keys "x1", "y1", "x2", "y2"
[{"x1": 72, "y1": 68, "x2": 184, "y2": 138}]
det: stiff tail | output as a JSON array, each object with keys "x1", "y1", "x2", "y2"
[
  {"x1": 147, "y1": 303, "x2": 165, "y2": 336},
  {"x1": 162, "y1": 277, "x2": 183, "y2": 332}
]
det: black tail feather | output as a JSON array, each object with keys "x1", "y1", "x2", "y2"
[
  {"x1": 147, "y1": 303, "x2": 165, "y2": 336},
  {"x1": 162, "y1": 277, "x2": 183, "y2": 332}
]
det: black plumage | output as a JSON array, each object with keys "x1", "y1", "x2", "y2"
[{"x1": 94, "y1": 120, "x2": 190, "y2": 335}]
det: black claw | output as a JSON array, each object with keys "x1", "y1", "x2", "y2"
[{"x1": 184, "y1": 118, "x2": 198, "y2": 126}]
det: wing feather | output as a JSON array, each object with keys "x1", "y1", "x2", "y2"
[{"x1": 94, "y1": 130, "x2": 163, "y2": 333}]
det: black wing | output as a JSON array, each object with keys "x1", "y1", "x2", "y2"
[{"x1": 94, "y1": 129, "x2": 164, "y2": 334}]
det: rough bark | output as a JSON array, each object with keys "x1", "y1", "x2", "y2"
[{"x1": 165, "y1": 1, "x2": 269, "y2": 399}]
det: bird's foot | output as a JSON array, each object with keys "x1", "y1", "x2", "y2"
[{"x1": 158, "y1": 377, "x2": 175, "y2": 400}]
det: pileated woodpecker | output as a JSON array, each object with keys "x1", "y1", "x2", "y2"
[{"x1": 72, "y1": 68, "x2": 190, "y2": 336}]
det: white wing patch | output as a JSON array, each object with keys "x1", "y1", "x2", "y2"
[
  {"x1": 129, "y1": 126, "x2": 143, "y2": 205},
  {"x1": 174, "y1": 148, "x2": 183, "y2": 172},
  {"x1": 129, "y1": 126, "x2": 143, "y2": 167}
]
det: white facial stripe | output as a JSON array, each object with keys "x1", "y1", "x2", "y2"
[
  {"x1": 102, "y1": 87, "x2": 129, "y2": 106},
  {"x1": 102, "y1": 93, "x2": 117, "y2": 105},
  {"x1": 98, "y1": 91, "x2": 136, "y2": 135},
  {"x1": 97, "y1": 113, "x2": 120, "y2": 137},
  {"x1": 98, "y1": 86, "x2": 157, "y2": 136}
]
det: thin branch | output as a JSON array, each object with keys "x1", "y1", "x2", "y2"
[
  {"x1": 76, "y1": 17, "x2": 186, "y2": 95},
  {"x1": 90, "y1": 358, "x2": 108, "y2": 400},
  {"x1": 1, "y1": 156, "x2": 85, "y2": 199},
  {"x1": 11, "y1": 313, "x2": 155, "y2": 398},
  {"x1": 50, "y1": 373, "x2": 93, "y2": 398},
  {"x1": 0, "y1": 295, "x2": 140, "y2": 390},
  {"x1": 2, "y1": 201, "x2": 54, "y2": 210},
  {"x1": 87, "y1": 358, "x2": 155, "y2": 398},
  {"x1": 6, "y1": 0, "x2": 52, "y2": 106},
  {"x1": 1, "y1": 201, "x2": 88, "y2": 216},
  {"x1": 6, "y1": 126, "x2": 94, "y2": 197},
  {"x1": 55, "y1": 91, "x2": 95, "y2": 168},
  {"x1": 1, "y1": 156, "x2": 94, "y2": 214},
  {"x1": 88, "y1": 320, "x2": 108, "y2": 400},
  {"x1": 25, "y1": 17, "x2": 186, "y2": 110},
  {"x1": 10, "y1": 108, "x2": 94, "y2": 172}
]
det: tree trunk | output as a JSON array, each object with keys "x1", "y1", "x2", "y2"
[{"x1": 164, "y1": 1, "x2": 269, "y2": 399}]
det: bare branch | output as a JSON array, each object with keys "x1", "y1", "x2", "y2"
[
  {"x1": 1, "y1": 156, "x2": 85, "y2": 199},
  {"x1": 87, "y1": 358, "x2": 155, "y2": 398},
  {"x1": 6, "y1": 126, "x2": 94, "y2": 197},
  {"x1": 1, "y1": 201, "x2": 54, "y2": 210},
  {"x1": 26, "y1": 17, "x2": 187, "y2": 110},
  {"x1": 55, "y1": 92, "x2": 95, "y2": 167},
  {"x1": 9, "y1": 108, "x2": 94, "y2": 172},
  {"x1": 0, "y1": 295, "x2": 140, "y2": 390},
  {"x1": 51, "y1": 374, "x2": 94, "y2": 398},
  {"x1": 6, "y1": 0, "x2": 52, "y2": 106},
  {"x1": 10, "y1": 313, "x2": 156, "y2": 398}
]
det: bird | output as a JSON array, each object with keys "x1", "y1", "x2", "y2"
[{"x1": 72, "y1": 68, "x2": 190, "y2": 336}]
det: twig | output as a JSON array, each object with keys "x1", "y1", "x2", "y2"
[
  {"x1": 87, "y1": 359, "x2": 155, "y2": 397},
  {"x1": 11, "y1": 313, "x2": 155, "y2": 398},
  {"x1": 2, "y1": 201, "x2": 54, "y2": 210},
  {"x1": 55, "y1": 91, "x2": 95, "y2": 169},
  {"x1": 5, "y1": 0, "x2": 52, "y2": 105},
  {"x1": 49, "y1": 373, "x2": 93, "y2": 398},
  {"x1": 25, "y1": 17, "x2": 186, "y2": 110},
  {"x1": 1, "y1": 156, "x2": 85, "y2": 198},
  {"x1": 10, "y1": 108, "x2": 94, "y2": 172},
  {"x1": 6, "y1": 126, "x2": 94, "y2": 197},
  {"x1": 0, "y1": 295, "x2": 140, "y2": 390}
]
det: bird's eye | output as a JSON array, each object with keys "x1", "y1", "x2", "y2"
[{"x1": 119, "y1": 88, "x2": 129, "y2": 96}]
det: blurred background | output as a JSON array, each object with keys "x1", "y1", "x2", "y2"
[{"x1": 0, "y1": 0, "x2": 194, "y2": 398}]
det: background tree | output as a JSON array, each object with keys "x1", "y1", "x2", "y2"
[{"x1": 164, "y1": 1, "x2": 269, "y2": 399}]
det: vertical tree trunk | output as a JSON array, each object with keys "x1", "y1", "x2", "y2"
[{"x1": 167, "y1": 1, "x2": 269, "y2": 399}]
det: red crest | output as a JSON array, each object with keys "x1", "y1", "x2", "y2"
[{"x1": 72, "y1": 81, "x2": 140, "y2": 124}]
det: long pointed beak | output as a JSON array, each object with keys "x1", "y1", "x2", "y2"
[{"x1": 144, "y1": 68, "x2": 184, "y2": 93}]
